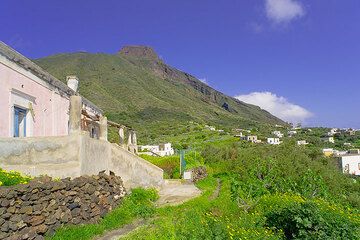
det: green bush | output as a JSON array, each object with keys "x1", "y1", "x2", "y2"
[
  {"x1": 265, "y1": 201, "x2": 360, "y2": 240},
  {"x1": 0, "y1": 168, "x2": 31, "y2": 186},
  {"x1": 140, "y1": 155, "x2": 180, "y2": 179}
]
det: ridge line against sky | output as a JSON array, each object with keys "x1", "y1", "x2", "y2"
[{"x1": 1, "y1": 0, "x2": 359, "y2": 128}]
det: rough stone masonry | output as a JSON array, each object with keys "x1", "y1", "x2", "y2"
[{"x1": 0, "y1": 173, "x2": 126, "y2": 240}]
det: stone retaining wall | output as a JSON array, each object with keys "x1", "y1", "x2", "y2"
[{"x1": 0, "y1": 173, "x2": 126, "y2": 240}]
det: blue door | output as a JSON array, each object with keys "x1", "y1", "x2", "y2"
[{"x1": 14, "y1": 107, "x2": 27, "y2": 137}]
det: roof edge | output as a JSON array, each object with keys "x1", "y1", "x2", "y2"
[{"x1": 0, "y1": 41, "x2": 103, "y2": 114}]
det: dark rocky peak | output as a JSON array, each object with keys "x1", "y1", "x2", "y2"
[{"x1": 118, "y1": 45, "x2": 159, "y2": 61}]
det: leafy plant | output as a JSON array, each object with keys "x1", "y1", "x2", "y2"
[
  {"x1": 0, "y1": 168, "x2": 31, "y2": 186},
  {"x1": 265, "y1": 201, "x2": 360, "y2": 240}
]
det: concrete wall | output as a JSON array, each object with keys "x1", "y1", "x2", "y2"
[
  {"x1": 110, "y1": 144, "x2": 164, "y2": 189},
  {"x1": 0, "y1": 133, "x2": 164, "y2": 189},
  {"x1": 0, "y1": 135, "x2": 81, "y2": 178},
  {"x1": 80, "y1": 135, "x2": 111, "y2": 176}
]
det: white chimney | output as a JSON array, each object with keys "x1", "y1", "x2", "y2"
[{"x1": 66, "y1": 76, "x2": 79, "y2": 93}]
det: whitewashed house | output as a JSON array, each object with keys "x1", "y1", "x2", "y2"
[
  {"x1": 140, "y1": 143, "x2": 175, "y2": 157},
  {"x1": 321, "y1": 136, "x2": 335, "y2": 144},
  {"x1": 327, "y1": 128, "x2": 339, "y2": 136},
  {"x1": 234, "y1": 131, "x2": 243, "y2": 137},
  {"x1": 297, "y1": 140, "x2": 308, "y2": 146},
  {"x1": 241, "y1": 135, "x2": 260, "y2": 143},
  {"x1": 272, "y1": 131, "x2": 284, "y2": 138},
  {"x1": 288, "y1": 130, "x2": 297, "y2": 137},
  {"x1": 339, "y1": 154, "x2": 360, "y2": 176},
  {"x1": 267, "y1": 138, "x2": 281, "y2": 145}
]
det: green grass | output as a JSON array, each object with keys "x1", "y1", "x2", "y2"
[
  {"x1": 48, "y1": 188, "x2": 158, "y2": 240},
  {"x1": 122, "y1": 175, "x2": 359, "y2": 240},
  {"x1": 121, "y1": 176, "x2": 279, "y2": 240},
  {"x1": 48, "y1": 125, "x2": 360, "y2": 240}
]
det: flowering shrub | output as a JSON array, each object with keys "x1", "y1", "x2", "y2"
[{"x1": 0, "y1": 168, "x2": 31, "y2": 186}]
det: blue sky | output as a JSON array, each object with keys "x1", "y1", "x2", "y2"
[{"x1": 1, "y1": 0, "x2": 359, "y2": 128}]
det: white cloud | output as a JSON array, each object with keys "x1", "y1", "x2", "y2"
[
  {"x1": 265, "y1": 0, "x2": 305, "y2": 24},
  {"x1": 235, "y1": 91, "x2": 313, "y2": 124}
]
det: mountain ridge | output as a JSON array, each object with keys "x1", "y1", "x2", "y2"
[{"x1": 34, "y1": 45, "x2": 286, "y2": 142}]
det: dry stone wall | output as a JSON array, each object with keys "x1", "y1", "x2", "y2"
[
  {"x1": 0, "y1": 173, "x2": 126, "y2": 240},
  {"x1": 191, "y1": 166, "x2": 207, "y2": 182}
]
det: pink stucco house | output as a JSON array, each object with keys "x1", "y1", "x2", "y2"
[{"x1": 0, "y1": 42, "x2": 102, "y2": 138}]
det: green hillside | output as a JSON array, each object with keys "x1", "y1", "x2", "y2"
[{"x1": 35, "y1": 46, "x2": 285, "y2": 142}]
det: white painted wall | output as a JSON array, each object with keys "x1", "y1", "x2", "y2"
[{"x1": 341, "y1": 155, "x2": 360, "y2": 176}]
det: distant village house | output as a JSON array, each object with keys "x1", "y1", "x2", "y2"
[
  {"x1": 267, "y1": 138, "x2": 281, "y2": 145},
  {"x1": 139, "y1": 143, "x2": 175, "y2": 157},
  {"x1": 338, "y1": 150, "x2": 360, "y2": 176},
  {"x1": 241, "y1": 135, "x2": 260, "y2": 143},
  {"x1": 321, "y1": 136, "x2": 335, "y2": 144},
  {"x1": 297, "y1": 140, "x2": 309, "y2": 146},
  {"x1": 272, "y1": 131, "x2": 284, "y2": 138},
  {"x1": 288, "y1": 130, "x2": 297, "y2": 137}
]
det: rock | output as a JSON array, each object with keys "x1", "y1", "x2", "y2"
[
  {"x1": 0, "y1": 232, "x2": 10, "y2": 239},
  {"x1": 29, "y1": 216, "x2": 45, "y2": 226},
  {"x1": 90, "y1": 206, "x2": 101, "y2": 217},
  {"x1": 68, "y1": 202, "x2": 80, "y2": 210},
  {"x1": 33, "y1": 204, "x2": 42, "y2": 212},
  {"x1": 19, "y1": 205, "x2": 33, "y2": 214},
  {"x1": 31, "y1": 188, "x2": 39, "y2": 194},
  {"x1": 51, "y1": 182, "x2": 66, "y2": 192},
  {"x1": 0, "y1": 207, "x2": 6, "y2": 215},
  {"x1": 6, "y1": 190, "x2": 18, "y2": 199},
  {"x1": 71, "y1": 207, "x2": 81, "y2": 217},
  {"x1": 9, "y1": 221, "x2": 18, "y2": 231},
  {"x1": 66, "y1": 191, "x2": 77, "y2": 196},
  {"x1": 34, "y1": 234, "x2": 45, "y2": 240},
  {"x1": 2, "y1": 212, "x2": 11, "y2": 219},
  {"x1": 44, "y1": 214, "x2": 57, "y2": 225},
  {"x1": 7, "y1": 206, "x2": 16, "y2": 214},
  {"x1": 9, "y1": 214, "x2": 22, "y2": 223},
  {"x1": 34, "y1": 224, "x2": 48, "y2": 234},
  {"x1": 19, "y1": 227, "x2": 32, "y2": 239},
  {"x1": 16, "y1": 220, "x2": 27, "y2": 230},
  {"x1": 22, "y1": 215, "x2": 32, "y2": 224},
  {"x1": 1, "y1": 221, "x2": 9, "y2": 232},
  {"x1": 1, "y1": 199, "x2": 10, "y2": 207},
  {"x1": 0, "y1": 231, "x2": 10, "y2": 239},
  {"x1": 60, "y1": 211, "x2": 71, "y2": 223},
  {"x1": 71, "y1": 217, "x2": 82, "y2": 225},
  {"x1": 46, "y1": 199, "x2": 58, "y2": 211}
]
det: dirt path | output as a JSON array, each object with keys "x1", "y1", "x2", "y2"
[
  {"x1": 94, "y1": 180, "x2": 201, "y2": 239},
  {"x1": 95, "y1": 219, "x2": 148, "y2": 240},
  {"x1": 156, "y1": 180, "x2": 202, "y2": 207},
  {"x1": 209, "y1": 178, "x2": 221, "y2": 200}
]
